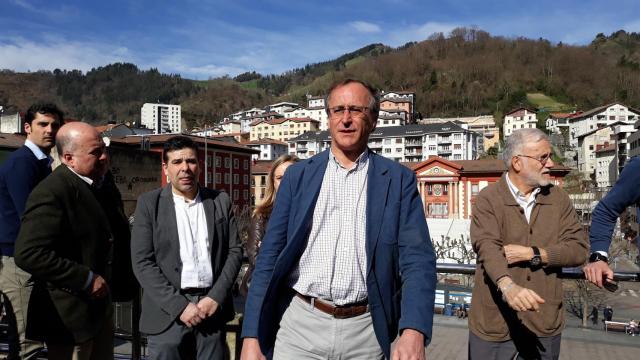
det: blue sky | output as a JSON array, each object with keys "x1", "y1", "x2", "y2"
[{"x1": 1, "y1": 0, "x2": 639, "y2": 79}]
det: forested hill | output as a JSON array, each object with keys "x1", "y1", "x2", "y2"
[{"x1": 1, "y1": 28, "x2": 640, "y2": 130}]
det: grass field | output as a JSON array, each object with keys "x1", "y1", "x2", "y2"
[{"x1": 527, "y1": 93, "x2": 572, "y2": 112}]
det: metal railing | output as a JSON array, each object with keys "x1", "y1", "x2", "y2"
[{"x1": 2, "y1": 264, "x2": 638, "y2": 359}]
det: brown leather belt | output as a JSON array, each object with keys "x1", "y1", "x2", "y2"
[{"x1": 295, "y1": 292, "x2": 368, "y2": 319}]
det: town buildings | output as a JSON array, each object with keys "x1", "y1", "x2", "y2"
[
  {"x1": 245, "y1": 138, "x2": 288, "y2": 161},
  {"x1": 250, "y1": 117, "x2": 320, "y2": 142},
  {"x1": 289, "y1": 122, "x2": 479, "y2": 162},
  {"x1": 140, "y1": 103, "x2": 182, "y2": 134}
]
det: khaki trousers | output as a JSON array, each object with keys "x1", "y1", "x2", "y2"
[
  {"x1": 0, "y1": 255, "x2": 44, "y2": 359},
  {"x1": 274, "y1": 296, "x2": 384, "y2": 359}
]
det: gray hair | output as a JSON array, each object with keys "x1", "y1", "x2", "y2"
[{"x1": 502, "y1": 128, "x2": 550, "y2": 167}]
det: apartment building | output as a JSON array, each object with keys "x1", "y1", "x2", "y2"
[
  {"x1": 141, "y1": 103, "x2": 182, "y2": 134},
  {"x1": 289, "y1": 122, "x2": 478, "y2": 162},
  {"x1": 594, "y1": 143, "x2": 616, "y2": 189},
  {"x1": 503, "y1": 107, "x2": 537, "y2": 138},
  {"x1": 568, "y1": 103, "x2": 640, "y2": 147},
  {"x1": 250, "y1": 117, "x2": 320, "y2": 142},
  {"x1": 283, "y1": 107, "x2": 329, "y2": 131},
  {"x1": 245, "y1": 138, "x2": 289, "y2": 161},
  {"x1": 380, "y1": 91, "x2": 415, "y2": 122},
  {"x1": 420, "y1": 115, "x2": 498, "y2": 152}
]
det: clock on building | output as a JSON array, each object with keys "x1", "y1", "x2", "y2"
[{"x1": 433, "y1": 184, "x2": 443, "y2": 196}]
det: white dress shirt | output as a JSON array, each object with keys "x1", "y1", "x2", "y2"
[
  {"x1": 173, "y1": 192, "x2": 213, "y2": 289},
  {"x1": 506, "y1": 173, "x2": 541, "y2": 224}
]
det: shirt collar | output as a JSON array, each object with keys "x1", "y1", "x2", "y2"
[
  {"x1": 172, "y1": 190, "x2": 201, "y2": 205},
  {"x1": 506, "y1": 173, "x2": 540, "y2": 202},
  {"x1": 66, "y1": 165, "x2": 95, "y2": 186},
  {"x1": 329, "y1": 148, "x2": 369, "y2": 171},
  {"x1": 24, "y1": 139, "x2": 53, "y2": 165}
]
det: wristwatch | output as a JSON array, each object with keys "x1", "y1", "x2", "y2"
[
  {"x1": 589, "y1": 252, "x2": 609, "y2": 263},
  {"x1": 530, "y1": 246, "x2": 542, "y2": 267}
]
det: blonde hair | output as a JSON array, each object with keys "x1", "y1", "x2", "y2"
[{"x1": 254, "y1": 154, "x2": 299, "y2": 217}]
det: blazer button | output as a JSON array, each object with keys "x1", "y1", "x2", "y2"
[
  {"x1": 527, "y1": 275, "x2": 531, "y2": 281},
  {"x1": 529, "y1": 229, "x2": 533, "y2": 234}
]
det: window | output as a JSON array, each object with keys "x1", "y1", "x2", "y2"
[
  {"x1": 244, "y1": 190, "x2": 249, "y2": 200},
  {"x1": 234, "y1": 174, "x2": 239, "y2": 185},
  {"x1": 215, "y1": 156, "x2": 221, "y2": 167},
  {"x1": 429, "y1": 145, "x2": 436, "y2": 151},
  {"x1": 454, "y1": 144, "x2": 461, "y2": 150},
  {"x1": 396, "y1": 138, "x2": 402, "y2": 144},
  {"x1": 224, "y1": 158, "x2": 231, "y2": 169},
  {"x1": 233, "y1": 190, "x2": 239, "y2": 200},
  {"x1": 234, "y1": 159, "x2": 239, "y2": 169},
  {"x1": 260, "y1": 175, "x2": 266, "y2": 185},
  {"x1": 224, "y1": 173, "x2": 231, "y2": 184},
  {"x1": 385, "y1": 148, "x2": 391, "y2": 153},
  {"x1": 215, "y1": 173, "x2": 221, "y2": 184},
  {"x1": 454, "y1": 154, "x2": 462, "y2": 160},
  {"x1": 206, "y1": 156, "x2": 213, "y2": 167},
  {"x1": 471, "y1": 184, "x2": 479, "y2": 196},
  {"x1": 244, "y1": 175, "x2": 249, "y2": 185},
  {"x1": 453, "y1": 133, "x2": 462, "y2": 140},
  {"x1": 384, "y1": 139, "x2": 391, "y2": 145}
]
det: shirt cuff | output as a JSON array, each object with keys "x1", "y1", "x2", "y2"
[{"x1": 84, "y1": 271, "x2": 94, "y2": 291}]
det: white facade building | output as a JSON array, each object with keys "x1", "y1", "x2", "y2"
[
  {"x1": 269, "y1": 102, "x2": 298, "y2": 115},
  {"x1": 246, "y1": 138, "x2": 289, "y2": 161},
  {"x1": 568, "y1": 103, "x2": 640, "y2": 147},
  {"x1": 594, "y1": 143, "x2": 616, "y2": 189},
  {"x1": 141, "y1": 103, "x2": 182, "y2": 134},
  {"x1": 283, "y1": 107, "x2": 329, "y2": 131},
  {"x1": 503, "y1": 107, "x2": 538, "y2": 138},
  {"x1": 289, "y1": 122, "x2": 479, "y2": 162}
]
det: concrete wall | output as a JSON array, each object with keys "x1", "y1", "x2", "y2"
[
  {"x1": 108, "y1": 147, "x2": 162, "y2": 216},
  {"x1": 0, "y1": 113, "x2": 22, "y2": 134}
]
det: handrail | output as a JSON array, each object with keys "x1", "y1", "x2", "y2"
[
  {"x1": 436, "y1": 263, "x2": 640, "y2": 282},
  {"x1": 2, "y1": 263, "x2": 637, "y2": 360}
]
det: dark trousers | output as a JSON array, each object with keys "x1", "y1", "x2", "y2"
[
  {"x1": 147, "y1": 294, "x2": 227, "y2": 360},
  {"x1": 468, "y1": 330, "x2": 561, "y2": 360}
]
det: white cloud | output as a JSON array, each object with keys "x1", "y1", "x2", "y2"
[
  {"x1": 0, "y1": 36, "x2": 131, "y2": 73},
  {"x1": 349, "y1": 21, "x2": 382, "y2": 34}
]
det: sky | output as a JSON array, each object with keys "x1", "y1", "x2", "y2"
[{"x1": 1, "y1": 0, "x2": 639, "y2": 80}]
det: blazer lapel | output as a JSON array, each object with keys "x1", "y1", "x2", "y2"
[
  {"x1": 159, "y1": 185, "x2": 182, "y2": 272},
  {"x1": 366, "y1": 153, "x2": 390, "y2": 273},
  {"x1": 201, "y1": 188, "x2": 217, "y2": 253},
  {"x1": 289, "y1": 152, "x2": 328, "y2": 247}
]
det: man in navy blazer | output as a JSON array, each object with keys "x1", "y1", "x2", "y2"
[
  {"x1": 0, "y1": 103, "x2": 63, "y2": 359},
  {"x1": 241, "y1": 79, "x2": 436, "y2": 360}
]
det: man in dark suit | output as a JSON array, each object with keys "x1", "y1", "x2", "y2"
[
  {"x1": 0, "y1": 103, "x2": 63, "y2": 359},
  {"x1": 131, "y1": 136, "x2": 243, "y2": 360},
  {"x1": 15, "y1": 121, "x2": 133, "y2": 360},
  {"x1": 241, "y1": 79, "x2": 436, "y2": 360}
]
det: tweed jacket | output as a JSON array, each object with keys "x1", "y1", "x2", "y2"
[
  {"x1": 468, "y1": 174, "x2": 588, "y2": 341},
  {"x1": 15, "y1": 165, "x2": 131, "y2": 343}
]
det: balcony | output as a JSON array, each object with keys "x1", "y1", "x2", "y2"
[
  {"x1": 369, "y1": 141, "x2": 383, "y2": 148},
  {"x1": 438, "y1": 138, "x2": 452, "y2": 144},
  {"x1": 405, "y1": 141, "x2": 423, "y2": 147},
  {"x1": 438, "y1": 148, "x2": 452, "y2": 154},
  {"x1": 296, "y1": 146, "x2": 308, "y2": 152}
]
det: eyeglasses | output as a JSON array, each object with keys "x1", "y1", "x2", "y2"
[
  {"x1": 516, "y1": 152, "x2": 553, "y2": 166},
  {"x1": 328, "y1": 105, "x2": 369, "y2": 118}
]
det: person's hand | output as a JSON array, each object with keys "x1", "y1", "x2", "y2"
[
  {"x1": 503, "y1": 245, "x2": 534, "y2": 265},
  {"x1": 391, "y1": 328, "x2": 425, "y2": 360},
  {"x1": 499, "y1": 278, "x2": 545, "y2": 312},
  {"x1": 583, "y1": 261, "x2": 614, "y2": 288},
  {"x1": 240, "y1": 338, "x2": 266, "y2": 360},
  {"x1": 197, "y1": 296, "x2": 219, "y2": 318},
  {"x1": 179, "y1": 302, "x2": 205, "y2": 328},
  {"x1": 89, "y1": 274, "x2": 109, "y2": 299}
]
